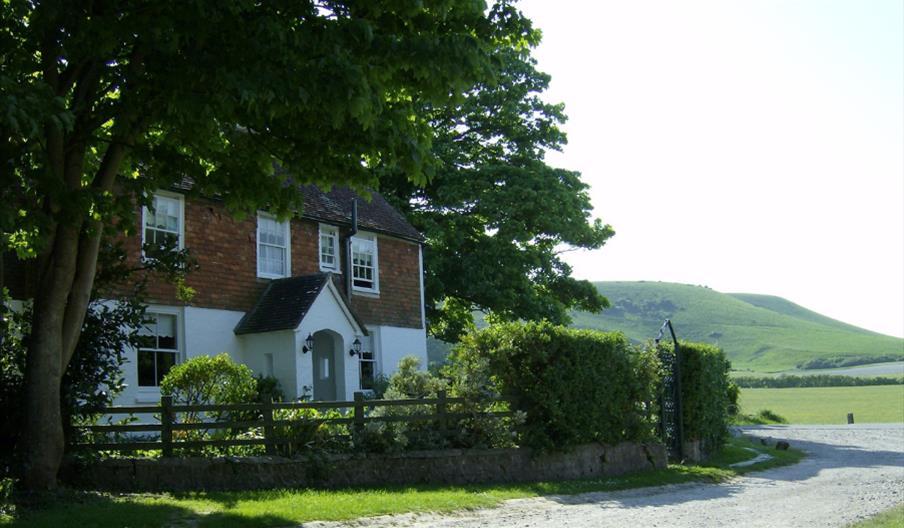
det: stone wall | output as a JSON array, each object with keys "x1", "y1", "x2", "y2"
[{"x1": 62, "y1": 442, "x2": 667, "y2": 492}]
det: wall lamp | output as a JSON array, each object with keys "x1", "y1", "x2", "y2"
[
  {"x1": 302, "y1": 333, "x2": 314, "y2": 354},
  {"x1": 348, "y1": 337, "x2": 362, "y2": 357}
]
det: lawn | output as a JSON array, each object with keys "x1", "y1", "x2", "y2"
[
  {"x1": 740, "y1": 385, "x2": 904, "y2": 424},
  {"x1": 1, "y1": 437, "x2": 801, "y2": 528}
]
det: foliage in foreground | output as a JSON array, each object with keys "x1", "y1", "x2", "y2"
[{"x1": 0, "y1": 437, "x2": 804, "y2": 528}]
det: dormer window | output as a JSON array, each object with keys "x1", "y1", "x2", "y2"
[
  {"x1": 351, "y1": 234, "x2": 378, "y2": 293},
  {"x1": 257, "y1": 213, "x2": 291, "y2": 279},
  {"x1": 142, "y1": 193, "x2": 184, "y2": 252},
  {"x1": 319, "y1": 224, "x2": 340, "y2": 272}
]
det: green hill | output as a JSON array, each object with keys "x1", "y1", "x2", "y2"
[{"x1": 570, "y1": 282, "x2": 904, "y2": 373}]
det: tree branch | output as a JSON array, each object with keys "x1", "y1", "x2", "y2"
[{"x1": 61, "y1": 223, "x2": 102, "y2": 367}]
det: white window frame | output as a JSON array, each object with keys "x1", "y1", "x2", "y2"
[
  {"x1": 318, "y1": 224, "x2": 340, "y2": 272},
  {"x1": 256, "y1": 212, "x2": 291, "y2": 279},
  {"x1": 351, "y1": 233, "x2": 379, "y2": 294},
  {"x1": 141, "y1": 191, "x2": 185, "y2": 256},
  {"x1": 136, "y1": 308, "x2": 182, "y2": 389}
]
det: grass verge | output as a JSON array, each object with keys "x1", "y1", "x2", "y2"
[
  {"x1": 1, "y1": 437, "x2": 802, "y2": 528},
  {"x1": 847, "y1": 503, "x2": 904, "y2": 527}
]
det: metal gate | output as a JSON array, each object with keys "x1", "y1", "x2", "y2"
[{"x1": 656, "y1": 319, "x2": 684, "y2": 460}]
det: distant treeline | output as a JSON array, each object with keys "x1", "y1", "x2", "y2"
[
  {"x1": 734, "y1": 375, "x2": 904, "y2": 389},
  {"x1": 796, "y1": 355, "x2": 904, "y2": 370}
]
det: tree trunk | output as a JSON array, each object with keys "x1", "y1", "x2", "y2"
[{"x1": 21, "y1": 223, "x2": 82, "y2": 491}]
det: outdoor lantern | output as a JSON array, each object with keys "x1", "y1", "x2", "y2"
[
  {"x1": 302, "y1": 333, "x2": 314, "y2": 354},
  {"x1": 349, "y1": 337, "x2": 362, "y2": 357}
]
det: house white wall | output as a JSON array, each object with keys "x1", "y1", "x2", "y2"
[
  {"x1": 241, "y1": 330, "x2": 297, "y2": 398},
  {"x1": 370, "y1": 325, "x2": 428, "y2": 374},
  {"x1": 109, "y1": 294, "x2": 425, "y2": 405},
  {"x1": 184, "y1": 307, "x2": 245, "y2": 364}
]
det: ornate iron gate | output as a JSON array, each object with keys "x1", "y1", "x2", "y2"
[{"x1": 656, "y1": 319, "x2": 684, "y2": 460}]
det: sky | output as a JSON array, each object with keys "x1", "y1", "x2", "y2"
[{"x1": 517, "y1": 0, "x2": 904, "y2": 338}]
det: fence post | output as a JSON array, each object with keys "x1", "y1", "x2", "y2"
[
  {"x1": 161, "y1": 395, "x2": 173, "y2": 458},
  {"x1": 263, "y1": 399, "x2": 276, "y2": 456},
  {"x1": 436, "y1": 390, "x2": 448, "y2": 441},
  {"x1": 354, "y1": 392, "x2": 365, "y2": 435}
]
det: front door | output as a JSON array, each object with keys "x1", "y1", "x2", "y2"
[{"x1": 312, "y1": 332, "x2": 337, "y2": 400}]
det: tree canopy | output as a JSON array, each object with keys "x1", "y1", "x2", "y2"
[
  {"x1": 0, "y1": 0, "x2": 535, "y2": 490},
  {"x1": 380, "y1": 41, "x2": 614, "y2": 341}
]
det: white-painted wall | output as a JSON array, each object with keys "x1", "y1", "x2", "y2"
[
  {"x1": 373, "y1": 325, "x2": 428, "y2": 373},
  {"x1": 104, "y1": 291, "x2": 427, "y2": 405},
  {"x1": 241, "y1": 330, "x2": 297, "y2": 398},
  {"x1": 184, "y1": 307, "x2": 245, "y2": 363}
]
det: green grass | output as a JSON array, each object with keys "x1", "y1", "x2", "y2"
[
  {"x1": 740, "y1": 386, "x2": 904, "y2": 424},
  {"x1": 568, "y1": 281, "x2": 903, "y2": 373},
  {"x1": 848, "y1": 503, "x2": 904, "y2": 527},
  {"x1": 1, "y1": 438, "x2": 801, "y2": 528}
]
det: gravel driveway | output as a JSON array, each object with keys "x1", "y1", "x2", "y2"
[{"x1": 304, "y1": 424, "x2": 904, "y2": 528}]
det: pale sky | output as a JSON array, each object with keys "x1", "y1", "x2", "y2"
[{"x1": 518, "y1": 0, "x2": 904, "y2": 338}]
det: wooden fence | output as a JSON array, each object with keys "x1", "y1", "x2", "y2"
[{"x1": 73, "y1": 391, "x2": 515, "y2": 456}]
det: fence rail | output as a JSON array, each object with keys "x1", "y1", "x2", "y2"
[{"x1": 73, "y1": 391, "x2": 514, "y2": 456}]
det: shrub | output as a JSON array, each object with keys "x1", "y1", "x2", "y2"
[
  {"x1": 160, "y1": 353, "x2": 257, "y2": 415},
  {"x1": 271, "y1": 407, "x2": 347, "y2": 457},
  {"x1": 356, "y1": 356, "x2": 448, "y2": 452},
  {"x1": 673, "y1": 341, "x2": 732, "y2": 453},
  {"x1": 453, "y1": 322, "x2": 662, "y2": 451},
  {"x1": 253, "y1": 375, "x2": 285, "y2": 404}
]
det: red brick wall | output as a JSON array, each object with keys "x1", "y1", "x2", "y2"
[
  {"x1": 346, "y1": 236, "x2": 423, "y2": 329},
  {"x1": 121, "y1": 196, "x2": 423, "y2": 329}
]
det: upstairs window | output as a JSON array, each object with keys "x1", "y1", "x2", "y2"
[
  {"x1": 257, "y1": 213, "x2": 290, "y2": 279},
  {"x1": 351, "y1": 234, "x2": 378, "y2": 293},
  {"x1": 319, "y1": 224, "x2": 340, "y2": 272},
  {"x1": 137, "y1": 312, "x2": 179, "y2": 387},
  {"x1": 143, "y1": 193, "x2": 184, "y2": 253}
]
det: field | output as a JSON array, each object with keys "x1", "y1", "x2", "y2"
[
  {"x1": 569, "y1": 281, "x2": 903, "y2": 373},
  {"x1": 739, "y1": 386, "x2": 904, "y2": 424}
]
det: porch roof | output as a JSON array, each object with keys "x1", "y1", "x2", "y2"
[{"x1": 233, "y1": 273, "x2": 367, "y2": 336}]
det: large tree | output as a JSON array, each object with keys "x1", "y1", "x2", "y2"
[
  {"x1": 380, "y1": 37, "x2": 614, "y2": 341},
  {"x1": 0, "y1": 0, "x2": 531, "y2": 490}
]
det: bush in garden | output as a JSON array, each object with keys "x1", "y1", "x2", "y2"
[
  {"x1": 159, "y1": 353, "x2": 257, "y2": 452},
  {"x1": 253, "y1": 375, "x2": 285, "y2": 404},
  {"x1": 270, "y1": 407, "x2": 347, "y2": 457},
  {"x1": 160, "y1": 353, "x2": 257, "y2": 416},
  {"x1": 353, "y1": 356, "x2": 449, "y2": 452},
  {"x1": 453, "y1": 321, "x2": 662, "y2": 451}
]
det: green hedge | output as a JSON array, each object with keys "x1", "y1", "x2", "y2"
[
  {"x1": 674, "y1": 341, "x2": 732, "y2": 453},
  {"x1": 451, "y1": 322, "x2": 661, "y2": 451}
]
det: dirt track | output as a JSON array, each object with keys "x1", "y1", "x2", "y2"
[{"x1": 304, "y1": 424, "x2": 904, "y2": 528}]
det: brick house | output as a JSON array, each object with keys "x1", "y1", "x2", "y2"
[{"x1": 8, "y1": 185, "x2": 428, "y2": 404}]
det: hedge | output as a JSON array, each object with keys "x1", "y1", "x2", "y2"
[
  {"x1": 673, "y1": 340, "x2": 732, "y2": 453},
  {"x1": 451, "y1": 322, "x2": 662, "y2": 451}
]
